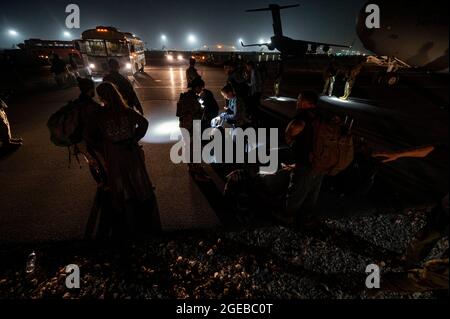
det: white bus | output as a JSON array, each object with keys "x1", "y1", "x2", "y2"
[{"x1": 77, "y1": 26, "x2": 146, "y2": 77}]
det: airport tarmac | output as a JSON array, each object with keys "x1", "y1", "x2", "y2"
[
  {"x1": 0, "y1": 64, "x2": 226, "y2": 243},
  {"x1": 0, "y1": 63, "x2": 448, "y2": 243}
]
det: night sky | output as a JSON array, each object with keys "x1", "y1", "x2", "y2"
[{"x1": 1, "y1": 0, "x2": 367, "y2": 50}]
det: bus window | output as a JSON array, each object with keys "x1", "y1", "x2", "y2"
[
  {"x1": 87, "y1": 40, "x2": 107, "y2": 56},
  {"x1": 106, "y1": 41, "x2": 128, "y2": 56},
  {"x1": 134, "y1": 43, "x2": 144, "y2": 52}
]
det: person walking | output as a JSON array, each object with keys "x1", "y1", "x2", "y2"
[
  {"x1": 186, "y1": 58, "x2": 200, "y2": 88},
  {"x1": 103, "y1": 59, "x2": 144, "y2": 115}
]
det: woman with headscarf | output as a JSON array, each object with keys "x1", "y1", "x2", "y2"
[{"x1": 86, "y1": 82, "x2": 160, "y2": 238}]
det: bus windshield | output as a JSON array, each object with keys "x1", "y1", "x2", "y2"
[
  {"x1": 87, "y1": 40, "x2": 107, "y2": 56},
  {"x1": 106, "y1": 40, "x2": 129, "y2": 56}
]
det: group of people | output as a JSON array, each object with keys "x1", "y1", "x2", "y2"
[
  {"x1": 50, "y1": 53, "x2": 82, "y2": 88},
  {"x1": 177, "y1": 58, "x2": 264, "y2": 180},
  {"x1": 71, "y1": 59, "x2": 159, "y2": 239},
  {"x1": 322, "y1": 59, "x2": 365, "y2": 100}
]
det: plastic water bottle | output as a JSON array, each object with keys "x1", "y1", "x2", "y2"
[{"x1": 26, "y1": 251, "x2": 37, "y2": 274}]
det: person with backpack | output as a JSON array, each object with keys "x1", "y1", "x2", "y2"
[
  {"x1": 103, "y1": 59, "x2": 144, "y2": 115},
  {"x1": 74, "y1": 77, "x2": 107, "y2": 186},
  {"x1": 273, "y1": 90, "x2": 354, "y2": 226},
  {"x1": 176, "y1": 77, "x2": 209, "y2": 181},
  {"x1": 85, "y1": 82, "x2": 160, "y2": 237}
]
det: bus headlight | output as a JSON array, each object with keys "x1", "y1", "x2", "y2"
[
  {"x1": 177, "y1": 54, "x2": 183, "y2": 61},
  {"x1": 126, "y1": 63, "x2": 132, "y2": 69},
  {"x1": 89, "y1": 63, "x2": 95, "y2": 69}
]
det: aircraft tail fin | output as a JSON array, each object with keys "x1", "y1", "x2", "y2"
[{"x1": 246, "y1": 4, "x2": 300, "y2": 37}]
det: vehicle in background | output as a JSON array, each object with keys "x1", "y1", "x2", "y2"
[
  {"x1": 18, "y1": 39, "x2": 81, "y2": 64},
  {"x1": 165, "y1": 51, "x2": 188, "y2": 64},
  {"x1": 76, "y1": 26, "x2": 146, "y2": 77}
]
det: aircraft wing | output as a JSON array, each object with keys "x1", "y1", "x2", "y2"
[
  {"x1": 309, "y1": 40, "x2": 354, "y2": 49},
  {"x1": 240, "y1": 41, "x2": 270, "y2": 48}
]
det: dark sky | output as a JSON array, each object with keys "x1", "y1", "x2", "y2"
[{"x1": 1, "y1": 0, "x2": 367, "y2": 50}]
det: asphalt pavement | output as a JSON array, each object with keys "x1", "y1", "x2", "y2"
[{"x1": 0, "y1": 64, "x2": 226, "y2": 243}]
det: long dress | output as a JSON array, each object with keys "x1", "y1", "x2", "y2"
[{"x1": 86, "y1": 107, "x2": 160, "y2": 237}]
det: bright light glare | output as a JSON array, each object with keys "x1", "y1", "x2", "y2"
[
  {"x1": 126, "y1": 63, "x2": 132, "y2": 69},
  {"x1": 161, "y1": 34, "x2": 167, "y2": 41},
  {"x1": 63, "y1": 31, "x2": 71, "y2": 38},
  {"x1": 270, "y1": 96, "x2": 297, "y2": 102},
  {"x1": 167, "y1": 55, "x2": 174, "y2": 61},
  {"x1": 143, "y1": 118, "x2": 182, "y2": 144},
  {"x1": 259, "y1": 38, "x2": 265, "y2": 44},
  {"x1": 177, "y1": 54, "x2": 183, "y2": 61},
  {"x1": 187, "y1": 34, "x2": 197, "y2": 44},
  {"x1": 89, "y1": 63, "x2": 95, "y2": 69},
  {"x1": 238, "y1": 38, "x2": 243, "y2": 43},
  {"x1": 329, "y1": 96, "x2": 351, "y2": 103},
  {"x1": 8, "y1": 29, "x2": 18, "y2": 36}
]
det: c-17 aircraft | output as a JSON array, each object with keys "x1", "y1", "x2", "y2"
[{"x1": 241, "y1": 4, "x2": 351, "y2": 57}]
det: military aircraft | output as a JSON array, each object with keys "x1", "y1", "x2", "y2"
[
  {"x1": 241, "y1": 4, "x2": 351, "y2": 57},
  {"x1": 356, "y1": 1, "x2": 449, "y2": 72}
]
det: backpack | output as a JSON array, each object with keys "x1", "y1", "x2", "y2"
[
  {"x1": 176, "y1": 93, "x2": 187, "y2": 118},
  {"x1": 47, "y1": 100, "x2": 82, "y2": 147},
  {"x1": 310, "y1": 115, "x2": 354, "y2": 176}
]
